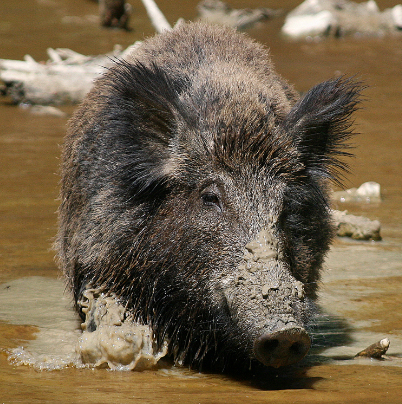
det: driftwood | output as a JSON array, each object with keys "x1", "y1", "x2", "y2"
[
  {"x1": 0, "y1": 48, "x2": 120, "y2": 105},
  {"x1": 141, "y1": 0, "x2": 171, "y2": 33},
  {"x1": 330, "y1": 182, "x2": 382, "y2": 240},
  {"x1": 332, "y1": 182, "x2": 381, "y2": 204},
  {"x1": 197, "y1": 0, "x2": 281, "y2": 29},
  {"x1": 0, "y1": 0, "x2": 171, "y2": 106},
  {"x1": 282, "y1": 0, "x2": 402, "y2": 39},
  {"x1": 355, "y1": 338, "x2": 390, "y2": 359},
  {"x1": 332, "y1": 210, "x2": 381, "y2": 241}
]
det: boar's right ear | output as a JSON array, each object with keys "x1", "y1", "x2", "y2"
[
  {"x1": 283, "y1": 77, "x2": 363, "y2": 185},
  {"x1": 102, "y1": 60, "x2": 187, "y2": 200}
]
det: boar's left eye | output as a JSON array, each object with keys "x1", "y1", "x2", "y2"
[{"x1": 201, "y1": 192, "x2": 222, "y2": 212}]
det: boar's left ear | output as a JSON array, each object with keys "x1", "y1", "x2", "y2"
[{"x1": 283, "y1": 77, "x2": 363, "y2": 184}]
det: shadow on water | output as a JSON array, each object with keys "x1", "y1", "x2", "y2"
[
  {"x1": 308, "y1": 310, "x2": 354, "y2": 360},
  {"x1": 247, "y1": 364, "x2": 323, "y2": 390},
  {"x1": 195, "y1": 358, "x2": 321, "y2": 391},
  {"x1": 243, "y1": 310, "x2": 356, "y2": 390},
  {"x1": 0, "y1": 275, "x2": 349, "y2": 392},
  {"x1": 199, "y1": 309, "x2": 354, "y2": 391},
  {"x1": 248, "y1": 311, "x2": 354, "y2": 390}
]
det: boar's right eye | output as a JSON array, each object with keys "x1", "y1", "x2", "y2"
[{"x1": 201, "y1": 192, "x2": 222, "y2": 212}]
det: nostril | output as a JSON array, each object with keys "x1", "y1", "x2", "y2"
[
  {"x1": 262, "y1": 338, "x2": 279, "y2": 352},
  {"x1": 253, "y1": 327, "x2": 311, "y2": 368},
  {"x1": 290, "y1": 341, "x2": 305, "y2": 356}
]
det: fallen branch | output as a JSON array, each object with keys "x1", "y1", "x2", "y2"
[
  {"x1": 0, "y1": 48, "x2": 119, "y2": 105},
  {"x1": 142, "y1": 0, "x2": 172, "y2": 33}
]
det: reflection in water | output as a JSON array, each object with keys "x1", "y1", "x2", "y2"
[{"x1": 0, "y1": 0, "x2": 402, "y2": 402}]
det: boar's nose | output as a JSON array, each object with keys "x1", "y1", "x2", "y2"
[{"x1": 253, "y1": 327, "x2": 311, "y2": 368}]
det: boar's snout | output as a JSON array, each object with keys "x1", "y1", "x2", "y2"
[{"x1": 253, "y1": 327, "x2": 311, "y2": 368}]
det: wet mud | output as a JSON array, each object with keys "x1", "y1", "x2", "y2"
[
  {"x1": 1, "y1": 0, "x2": 401, "y2": 402},
  {"x1": 77, "y1": 288, "x2": 168, "y2": 370}
]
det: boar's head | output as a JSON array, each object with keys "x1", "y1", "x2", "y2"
[{"x1": 57, "y1": 23, "x2": 362, "y2": 372}]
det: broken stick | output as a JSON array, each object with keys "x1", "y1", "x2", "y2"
[{"x1": 355, "y1": 338, "x2": 390, "y2": 359}]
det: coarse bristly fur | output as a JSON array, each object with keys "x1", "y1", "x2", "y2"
[{"x1": 56, "y1": 22, "x2": 363, "y2": 373}]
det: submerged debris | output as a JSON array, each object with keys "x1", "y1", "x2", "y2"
[
  {"x1": 355, "y1": 338, "x2": 390, "y2": 359},
  {"x1": 332, "y1": 210, "x2": 381, "y2": 241},
  {"x1": 282, "y1": 0, "x2": 402, "y2": 39},
  {"x1": 332, "y1": 182, "x2": 381, "y2": 204},
  {"x1": 197, "y1": 0, "x2": 281, "y2": 29},
  {"x1": 99, "y1": 0, "x2": 131, "y2": 30},
  {"x1": 19, "y1": 104, "x2": 68, "y2": 117}
]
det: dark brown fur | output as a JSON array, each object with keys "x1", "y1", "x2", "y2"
[{"x1": 56, "y1": 22, "x2": 361, "y2": 372}]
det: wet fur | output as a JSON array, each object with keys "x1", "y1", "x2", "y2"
[{"x1": 56, "y1": 22, "x2": 361, "y2": 371}]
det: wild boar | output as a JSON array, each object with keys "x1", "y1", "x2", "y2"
[{"x1": 56, "y1": 22, "x2": 361, "y2": 372}]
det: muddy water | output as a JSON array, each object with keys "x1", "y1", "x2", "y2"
[{"x1": 1, "y1": 0, "x2": 401, "y2": 402}]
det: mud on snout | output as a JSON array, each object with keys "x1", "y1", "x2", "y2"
[{"x1": 222, "y1": 228, "x2": 313, "y2": 368}]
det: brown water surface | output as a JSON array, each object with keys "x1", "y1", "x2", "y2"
[{"x1": 1, "y1": 0, "x2": 401, "y2": 402}]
